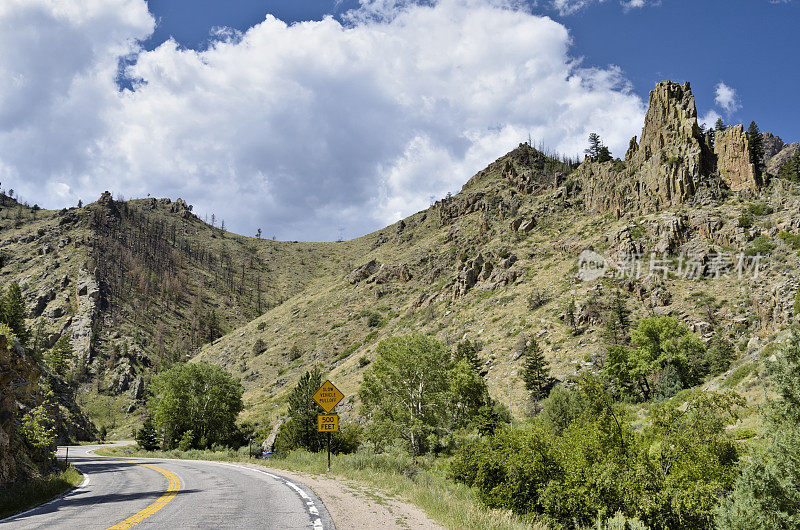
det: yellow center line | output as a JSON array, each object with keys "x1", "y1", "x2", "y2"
[{"x1": 104, "y1": 461, "x2": 181, "y2": 530}]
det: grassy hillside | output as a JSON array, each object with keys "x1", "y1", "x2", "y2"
[
  {"x1": 195, "y1": 143, "x2": 800, "y2": 428},
  {"x1": 3, "y1": 144, "x2": 798, "y2": 440}
]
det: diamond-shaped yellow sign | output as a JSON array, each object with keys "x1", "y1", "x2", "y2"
[{"x1": 312, "y1": 380, "x2": 344, "y2": 413}]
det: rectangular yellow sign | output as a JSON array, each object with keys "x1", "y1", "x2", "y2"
[
  {"x1": 317, "y1": 414, "x2": 339, "y2": 432},
  {"x1": 312, "y1": 380, "x2": 345, "y2": 413}
]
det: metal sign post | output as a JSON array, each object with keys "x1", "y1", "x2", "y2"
[{"x1": 313, "y1": 381, "x2": 344, "y2": 473}]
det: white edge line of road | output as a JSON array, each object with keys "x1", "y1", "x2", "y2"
[
  {"x1": 217, "y1": 462, "x2": 326, "y2": 530},
  {"x1": 0, "y1": 463, "x2": 90, "y2": 524}
]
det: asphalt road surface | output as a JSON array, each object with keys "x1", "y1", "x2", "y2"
[{"x1": 0, "y1": 444, "x2": 334, "y2": 529}]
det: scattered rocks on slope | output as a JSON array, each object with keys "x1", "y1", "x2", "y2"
[{"x1": 346, "y1": 260, "x2": 411, "y2": 284}]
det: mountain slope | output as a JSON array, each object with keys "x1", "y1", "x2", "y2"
[{"x1": 3, "y1": 80, "x2": 798, "y2": 435}]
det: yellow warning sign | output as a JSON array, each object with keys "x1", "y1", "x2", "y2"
[
  {"x1": 317, "y1": 414, "x2": 339, "y2": 432},
  {"x1": 312, "y1": 380, "x2": 345, "y2": 413}
]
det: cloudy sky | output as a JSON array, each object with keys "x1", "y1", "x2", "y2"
[{"x1": 1, "y1": 0, "x2": 797, "y2": 240}]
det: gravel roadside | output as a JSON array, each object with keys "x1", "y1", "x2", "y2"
[{"x1": 239, "y1": 463, "x2": 444, "y2": 529}]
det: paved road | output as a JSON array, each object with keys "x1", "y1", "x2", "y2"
[{"x1": 0, "y1": 444, "x2": 334, "y2": 529}]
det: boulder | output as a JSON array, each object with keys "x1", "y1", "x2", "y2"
[
  {"x1": 372, "y1": 263, "x2": 411, "y2": 284},
  {"x1": 346, "y1": 260, "x2": 380, "y2": 284}
]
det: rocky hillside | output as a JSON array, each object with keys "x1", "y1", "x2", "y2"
[{"x1": 3, "y1": 80, "x2": 799, "y2": 434}]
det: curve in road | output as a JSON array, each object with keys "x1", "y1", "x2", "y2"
[{"x1": 0, "y1": 444, "x2": 334, "y2": 530}]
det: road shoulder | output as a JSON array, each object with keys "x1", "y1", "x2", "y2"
[{"x1": 238, "y1": 463, "x2": 444, "y2": 530}]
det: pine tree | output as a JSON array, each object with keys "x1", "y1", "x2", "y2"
[
  {"x1": 565, "y1": 298, "x2": 578, "y2": 335},
  {"x1": 747, "y1": 121, "x2": 765, "y2": 172},
  {"x1": 604, "y1": 291, "x2": 631, "y2": 345},
  {"x1": 585, "y1": 133, "x2": 602, "y2": 161},
  {"x1": 276, "y1": 368, "x2": 326, "y2": 453},
  {"x1": 597, "y1": 145, "x2": 613, "y2": 163},
  {"x1": 136, "y1": 416, "x2": 161, "y2": 451},
  {"x1": 455, "y1": 339, "x2": 482, "y2": 373},
  {"x1": 2, "y1": 282, "x2": 29, "y2": 345},
  {"x1": 521, "y1": 337, "x2": 550, "y2": 401},
  {"x1": 779, "y1": 150, "x2": 800, "y2": 182},
  {"x1": 46, "y1": 335, "x2": 74, "y2": 377},
  {"x1": 715, "y1": 118, "x2": 726, "y2": 132}
]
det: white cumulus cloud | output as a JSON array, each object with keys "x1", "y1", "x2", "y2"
[
  {"x1": 714, "y1": 82, "x2": 741, "y2": 115},
  {"x1": 551, "y1": 0, "x2": 654, "y2": 15},
  {"x1": 0, "y1": 0, "x2": 646, "y2": 240}
]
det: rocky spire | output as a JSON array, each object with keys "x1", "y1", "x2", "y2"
[{"x1": 578, "y1": 80, "x2": 763, "y2": 216}]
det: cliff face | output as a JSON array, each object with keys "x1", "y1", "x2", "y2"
[
  {"x1": 579, "y1": 81, "x2": 708, "y2": 215},
  {"x1": 578, "y1": 80, "x2": 767, "y2": 215},
  {"x1": 0, "y1": 330, "x2": 41, "y2": 485},
  {"x1": 715, "y1": 125, "x2": 761, "y2": 192}
]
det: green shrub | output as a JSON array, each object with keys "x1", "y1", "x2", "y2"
[
  {"x1": 527, "y1": 290, "x2": 550, "y2": 311},
  {"x1": 149, "y1": 362, "x2": 243, "y2": 449},
  {"x1": 539, "y1": 384, "x2": 588, "y2": 434},
  {"x1": 366, "y1": 312, "x2": 382, "y2": 327},
  {"x1": 737, "y1": 212, "x2": 754, "y2": 229},
  {"x1": 781, "y1": 230, "x2": 800, "y2": 250},
  {"x1": 722, "y1": 364, "x2": 754, "y2": 388},
  {"x1": 707, "y1": 335, "x2": 736, "y2": 375},
  {"x1": 288, "y1": 345, "x2": 302, "y2": 361},
  {"x1": 745, "y1": 235, "x2": 775, "y2": 256},
  {"x1": 746, "y1": 202, "x2": 773, "y2": 216},
  {"x1": 178, "y1": 430, "x2": 194, "y2": 451},
  {"x1": 716, "y1": 328, "x2": 800, "y2": 528}
]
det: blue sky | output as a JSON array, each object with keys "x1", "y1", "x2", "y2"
[
  {"x1": 1, "y1": 0, "x2": 797, "y2": 240},
  {"x1": 142, "y1": 0, "x2": 799, "y2": 142}
]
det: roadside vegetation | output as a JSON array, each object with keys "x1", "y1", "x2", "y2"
[
  {"x1": 115, "y1": 321, "x2": 800, "y2": 528},
  {"x1": 0, "y1": 464, "x2": 83, "y2": 520}
]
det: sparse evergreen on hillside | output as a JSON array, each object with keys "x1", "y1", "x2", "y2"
[
  {"x1": 779, "y1": 150, "x2": 800, "y2": 182},
  {"x1": 747, "y1": 121, "x2": 765, "y2": 173},
  {"x1": 520, "y1": 336, "x2": 550, "y2": 401},
  {"x1": 1, "y1": 282, "x2": 29, "y2": 346},
  {"x1": 45, "y1": 336, "x2": 74, "y2": 378},
  {"x1": 604, "y1": 291, "x2": 631, "y2": 345}
]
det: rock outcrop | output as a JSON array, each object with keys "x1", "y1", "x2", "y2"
[
  {"x1": 579, "y1": 81, "x2": 767, "y2": 216},
  {"x1": 762, "y1": 132, "x2": 785, "y2": 160},
  {"x1": 714, "y1": 125, "x2": 762, "y2": 191},
  {"x1": 580, "y1": 81, "x2": 709, "y2": 215},
  {"x1": 767, "y1": 142, "x2": 800, "y2": 177},
  {"x1": 71, "y1": 269, "x2": 100, "y2": 366},
  {"x1": 346, "y1": 260, "x2": 411, "y2": 284},
  {"x1": 0, "y1": 331, "x2": 41, "y2": 485},
  {"x1": 627, "y1": 81, "x2": 707, "y2": 204}
]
